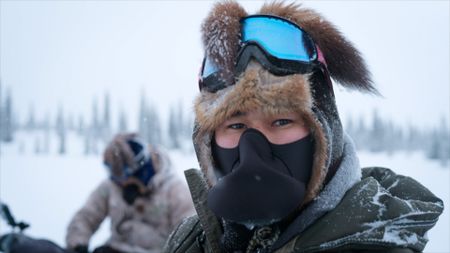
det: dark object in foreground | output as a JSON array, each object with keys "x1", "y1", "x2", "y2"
[
  {"x1": 0, "y1": 233, "x2": 67, "y2": 253},
  {"x1": 0, "y1": 202, "x2": 68, "y2": 253},
  {"x1": 0, "y1": 203, "x2": 29, "y2": 232}
]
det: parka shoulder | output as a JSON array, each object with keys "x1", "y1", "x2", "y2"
[{"x1": 279, "y1": 167, "x2": 442, "y2": 253}]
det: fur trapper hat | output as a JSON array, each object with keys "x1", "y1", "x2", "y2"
[
  {"x1": 194, "y1": 1, "x2": 376, "y2": 204},
  {"x1": 103, "y1": 133, "x2": 165, "y2": 180}
]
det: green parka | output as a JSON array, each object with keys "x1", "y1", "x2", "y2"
[{"x1": 163, "y1": 147, "x2": 443, "y2": 253}]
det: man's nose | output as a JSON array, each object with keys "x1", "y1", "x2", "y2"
[{"x1": 245, "y1": 124, "x2": 272, "y2": 142}]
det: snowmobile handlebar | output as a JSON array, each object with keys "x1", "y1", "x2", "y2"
[{"x1": 0, "y1": 202, "x2": 29, "y2": 232}]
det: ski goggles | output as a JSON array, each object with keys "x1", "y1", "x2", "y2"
[
  {"x1": 105, "y1": 139, "x2": 153, "y2": 182},
  {"x1": 106, "y1": 158, "x2": 154, "y2": 185},
  {"x1": 199, "y1": 15, "x2": 328, "y2": 93}
]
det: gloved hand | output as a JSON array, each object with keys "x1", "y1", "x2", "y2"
[
  {"x1": 73, "y1": 245, "x2": 89, "y2": 253},
  {"x1": 220, "y1": 220, "x2": 253, "y2": 252},
  {"x1": 93, "y1": 245, "x2": 122, "y2": 253}
]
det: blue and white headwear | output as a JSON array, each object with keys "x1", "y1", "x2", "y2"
[{"x1": 104, "y1": 134, "x2": 155, "y2": 187}]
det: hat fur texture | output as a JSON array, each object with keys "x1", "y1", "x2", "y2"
[{"x1": 103, "y1": 133, "x2": 164, "y2": 179}]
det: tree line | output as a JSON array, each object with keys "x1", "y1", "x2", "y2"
[
  {"x1": 345, "y1": 110, "x2": 449, "y2": 166},
  {"x1": 1, "y1": 88, "x2": 448, "y2": 166},
  {"x1": 0, "y1": 90, "x2": 193, "y2": 155}
]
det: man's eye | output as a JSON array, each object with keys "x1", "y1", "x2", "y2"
[
  {"x1": 228, "y1": 123, "x2": 246, "y2": 129},
  {"x1": 273, "y1": 119, "x2": 292, "y2": 127}
]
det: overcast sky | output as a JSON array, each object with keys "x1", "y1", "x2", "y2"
[{"x1": 1, "y1": 0, "x2": 449, "y2": 131}]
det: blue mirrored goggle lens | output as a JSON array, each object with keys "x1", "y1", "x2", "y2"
[
  {"x1": 202, "y1": 57, "x2": 219, "y2": 79},
  {"x1": 241, "y1": 16, "x2": 316, "y2": 62}
]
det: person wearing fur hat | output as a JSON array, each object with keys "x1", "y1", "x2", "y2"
[
  {"x1": 163, "y1": 1, "x2": 443, "y2": 253},
  {"x1": 65, "y1": 133, "x2": 194, "y2": 253}
]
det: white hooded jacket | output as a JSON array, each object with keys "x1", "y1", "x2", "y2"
[{"x1": 66, "y1": 149, "x2": 194, "y2": 253}]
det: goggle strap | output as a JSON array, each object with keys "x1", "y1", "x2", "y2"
[
  {"x1": 314, "y1": 45, "x2": 333, "y2": 92},
  {"x1": 236, "y1": 43, "x2": 317, "y2": 77},
  {"x1": 316, "y1": 45, "x2": 327, "y2": 67}
]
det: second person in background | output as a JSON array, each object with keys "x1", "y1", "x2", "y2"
[{"x1": 66, "y1": 133, "x2": 194, "y2": 253}]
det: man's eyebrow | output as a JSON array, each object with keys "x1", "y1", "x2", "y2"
[{"x1": 230, "y1": 111, "x2": 246, "y2": 118}]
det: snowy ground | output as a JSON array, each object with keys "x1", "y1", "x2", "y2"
[{"x1": 0, "y1": 132, "x2": 448, "y2": 252}]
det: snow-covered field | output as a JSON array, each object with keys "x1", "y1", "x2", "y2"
[{"x1": 0, "y1": 132, "x2": 448, "y2": 252}]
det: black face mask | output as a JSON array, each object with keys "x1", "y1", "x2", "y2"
[
  {"x1": 208, "y1": 128, "x2": 314, "y2": 226},
  {"x1": 122, "y1": 184, "x2": 141, "y2": 205}
]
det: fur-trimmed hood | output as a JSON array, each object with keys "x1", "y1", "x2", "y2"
[
  {"x1": 194, "y1": 1, "x2": 377, "y2": 206},
  {"x1": 103, "y1": 133, "x2": 171, "y2": 188}
]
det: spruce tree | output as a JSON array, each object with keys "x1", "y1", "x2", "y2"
[
  {"x1": 91, "y1": 98, "x2": 99, "y2": 154},
  {"x1": 138, "y1": 93, "x2": 149, "y2": 141},
  {"x1": 103, "y1": 92, "x2": 111, "y2": 141},
  {"x1": 56, "y1": 105, "x2": 66, "y2": 154},
  {"x1": 1, "y1": 89, "x2": 14, "y2": 142},
  {"x1": 118, "y1": 108, "x2": 128, "y2": 133},
  {"x1": 168, "y1": 104, "x2": 180, "y2": 149}
]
